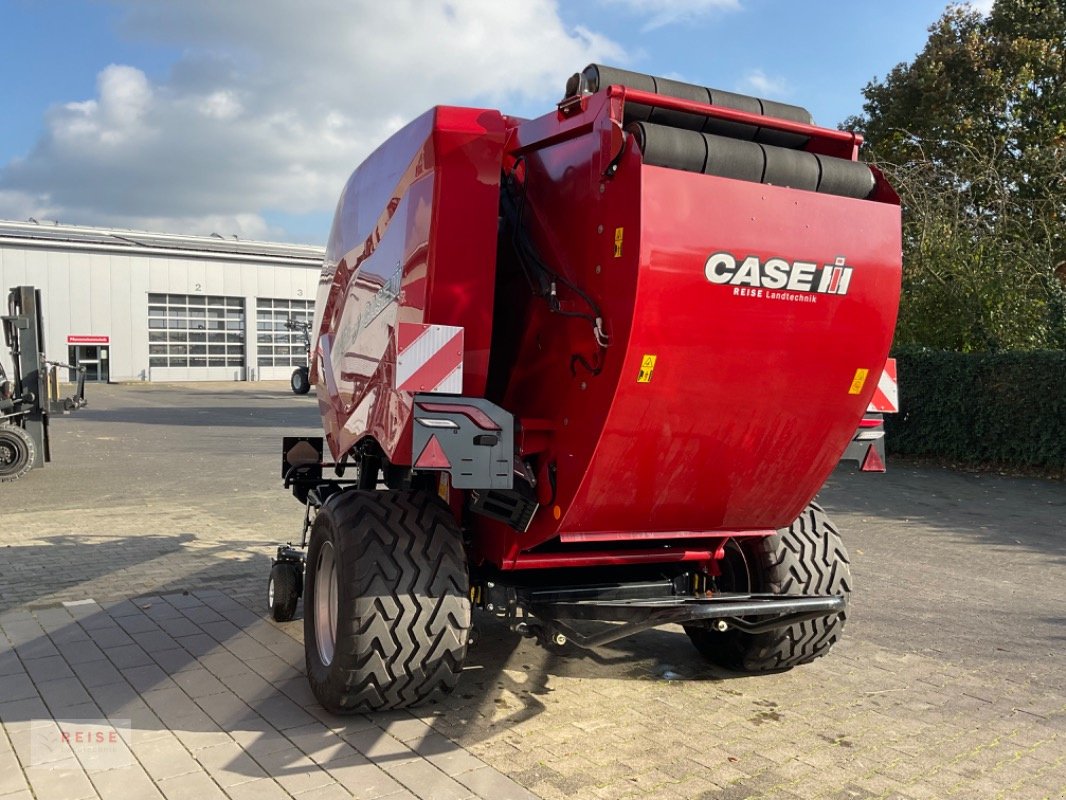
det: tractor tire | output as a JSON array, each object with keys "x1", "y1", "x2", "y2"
[
  {"x1": 268, "y1": 563, "x2": 300, "y2": 622},
  {"x1": 685, "y1": 502, "x2": 850, "y2": 672},
  {"x1": 303, "y1": 490, "x2": 470, "y2": 712},
  {"x1": 290, "y1": 367, "x2": 311, "y2": 395},
  {"x1": 0, "y1": 425, "x2": 35, "y2": 483}
]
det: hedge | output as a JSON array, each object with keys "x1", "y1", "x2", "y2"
[{"x1": 884, "y1": 348, "x2": 1066, "y2": 470}]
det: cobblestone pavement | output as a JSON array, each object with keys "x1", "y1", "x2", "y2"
[{"x1": 1, "y1": 383, "x2": 1063, "y2": 799}]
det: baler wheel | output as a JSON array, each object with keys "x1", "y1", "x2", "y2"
[
  {"x1": 303, "y1": 490, "x2": 470, "y2": 712},
  {"x1": 268, "y1": 563, "x2": 300, "y2": 622},
  {"x1": 0, "y1": 425, "x2": 35, "y2": 483},
  {"x1": 290, "y1": 367, "x2": 311, "y2": 395},
  {"x1": 686, "y1": 502, "x2": 850, "y2": 671}
]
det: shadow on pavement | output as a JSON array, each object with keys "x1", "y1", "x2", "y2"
[
  {"x1": 75, "y1": 405, "x2": 318, "y2": 430},
  {"x1": 0, "y1": 565, "x2": 745, "y2": 797},
  {"x1": 0, "y1": 534, "x2": 267, "y2": 614}
]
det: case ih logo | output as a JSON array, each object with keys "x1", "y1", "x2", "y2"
[{"x1": 705, "y1": 252, "x2": 853, "y2": 299}]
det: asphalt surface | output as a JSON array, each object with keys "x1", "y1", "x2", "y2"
[{"x1": 1, "y1": 382, "x2": 1063, "y2": 800}]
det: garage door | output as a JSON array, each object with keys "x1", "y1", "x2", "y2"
[
  {"x1": 148, "y1": 293, "x2": 246, "y2": 381},
  {"x1": 256, "y1": 298, "x2": 313, "y2": 380}
]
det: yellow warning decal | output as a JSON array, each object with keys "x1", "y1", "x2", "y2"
[
  {"x1": 637, "y1": 354, "x2": 657, "y2": 383},
  {"x1": 614, "y1": 227, "x2": 624, "y2": 258},
  {"x1": 848, "y1": 368, "x2": 869, "y2": 395}
]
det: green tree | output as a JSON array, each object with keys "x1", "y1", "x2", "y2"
[{"x1": 846, "y1": 0, "x2": 1066, "y2": 351}]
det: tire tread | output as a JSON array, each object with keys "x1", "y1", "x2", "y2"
[
  {"x1": 0, "y1": 426, "x2": 35, "y2": 483},
  {"x1": 269, "y1": 564, "x2": 300, "y2": 622},
  {"x1": 304, "y1": 490, "x2": 469, "y2": 712},
  {"x1": 686, "y1": 502, "x2": 851, "y2": 672}
]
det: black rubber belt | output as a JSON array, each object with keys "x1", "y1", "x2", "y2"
[
  {"x1": 628, "y1": 121, "x2": 876, "y2": 200},
  {"x1": 576, "y1": 63, "x2": 812, "y2": 149}
]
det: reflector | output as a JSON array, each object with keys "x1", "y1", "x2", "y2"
[
  {"x1": 861, "y1": 445, "x2": 886, "y2": 472},
  {"x1": 414, "y1": 434, "x2": 451, "y2": 469}
]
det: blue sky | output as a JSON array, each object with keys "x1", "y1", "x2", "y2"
[{"x1": 0, "y1": 0, "x2": 984, "y2": 244}]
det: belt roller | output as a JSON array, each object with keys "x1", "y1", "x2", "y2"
[
  {"x1": 568, "y1": 63, "x2": 813, "y2": 149},
  {"x1": 628, "y1": 121, "x2": 876, "y2": 199}
]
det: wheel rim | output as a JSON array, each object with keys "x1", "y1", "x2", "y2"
[
  {"x1": 268, "y1": 576, "x2": 276, "y2": 609},
  {"x1": 314, "y1": 541, "x2": 339, "y2": 666},
  {"x1": 0, "y1": 433, "x2": 27, "y2": 477},
  {"x1": 719, "y1": 539, "x2": 753, "y2": 594}
]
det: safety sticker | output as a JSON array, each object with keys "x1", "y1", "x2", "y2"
[
  {"x1": 396, "y1": 322, "x2": 463, "y2": 394},
  {"x1": 637, "y1": 354, "x2": 657, "y2": 383},
  {"x1": 868, "y1": 358, "x2": 899, "y2": 413},
  {"x1": 614, "y1": 227, "x2": 624, "y2": 258},
  {"x1": 848, "y1": 368, "x2": 869, "y2": 395}
]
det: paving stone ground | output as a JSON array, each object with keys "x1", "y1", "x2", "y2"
[{"x1": 1, "y1": 382, "x2": 1063, "y2": 799}]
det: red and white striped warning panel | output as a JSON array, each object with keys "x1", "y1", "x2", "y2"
[
  {"x1": 396, "y1": 323, "x2": 463, "y2": 394},
  {"x1": 867, "y1": 358, "x2": 898, "y2": 413}
]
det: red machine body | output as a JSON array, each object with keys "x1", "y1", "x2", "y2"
[
  {"x1": 314, "y1": 107, "x2": 506, "y2": 456},
  {"x1": 311, "y1": 80, "x2": 902, "y2": 571}
]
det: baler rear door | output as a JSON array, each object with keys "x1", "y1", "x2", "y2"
[{"x1": 566, "y1": 165, "x2": 901, "y2": 533}]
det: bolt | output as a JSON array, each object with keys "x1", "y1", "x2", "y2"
[
  {"x1": 580, "y1": 381, "x2": 587, "y2": 390},
  {"x1": 552, "y1": 632, "x2": 567, "y2": 646},
  {"x1": 714, "y1": 620, "x2": 729, "y2": 632},
  {"x1": 486, "y1": 603, "x2": 495, "y2": 612},
  {"x1": 597, "y1": 224, "x2": 604, "y2": 234},
  {"x1": 595, "y1": 264, "x2": 601, "y2": 274}
]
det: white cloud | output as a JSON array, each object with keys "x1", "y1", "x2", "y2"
[
  {"x1": 0, "y1": 0, "x2": 623, "y2": 241},
  {"x1": 968, "y1": 0, "x2": 995, "y2": 15},
  {"x1": 739, "y1": 69, "x2": 789, "y2": 99},
  {"x1": 0, "y1": 188, "x2": 279, "y2": 241},
  {"x1": 199, "y1": 91, "x2": 242, "y2": 121},
  {"x1": 51, "y1": 65, "x2": 153, "y2": 149},
  {"x1": 604, "y1": 0, "x2": 739, "y2": 30}
]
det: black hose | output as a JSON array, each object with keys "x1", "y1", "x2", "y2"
[{"x1": 499, "y1": 166, "x2": 609, "y2": 374}]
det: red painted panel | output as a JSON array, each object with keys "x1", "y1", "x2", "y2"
[
  {"x1": 563, "y1": 167, "x2": 901, "y2": 533},
  {"x1": 314, "y1": 107, "x2": 506, "y2": 465},
  {"x1": 68, "y1": 335, "x2": 109, "y2": 344}
]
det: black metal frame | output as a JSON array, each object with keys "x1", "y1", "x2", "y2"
[
  {"x1": 1, "y1": 286, "x2": 86, "y2": 476},
  {"x1": 475, "y1": 575, "x2": 846, "y2": 650},
  {"x1": 529, "y1": 594, "x2": 845, "y2": 649},
  {"x1": 281, "y1": 436, "x2": 363, "y2": 546}
]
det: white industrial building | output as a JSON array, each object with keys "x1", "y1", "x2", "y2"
[{"x1": 0, "y1": 220, "x2": 324, "y2": 383}]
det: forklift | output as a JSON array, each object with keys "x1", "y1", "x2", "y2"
[
  {"x1": 285, "y1": 317, "x2": 312, "y2": 395},
  {"x1": 1, "y1": 286, "x2": 86, "y2": 482}
]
